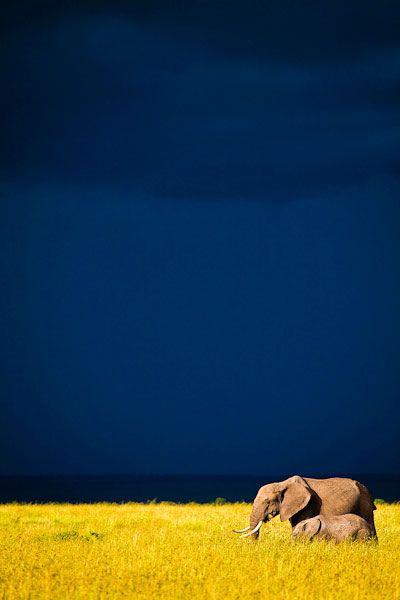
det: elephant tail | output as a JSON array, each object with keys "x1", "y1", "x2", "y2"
[
  {"x1": 356, "y1": 481, "x2": 377, "y2": 511},
  {"x1": 355, "y1": 481, "x2": 378, "y2": 540}
]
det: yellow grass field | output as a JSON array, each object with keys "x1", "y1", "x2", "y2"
[{"x1": 0, "y1": 502, "x2": 399, "y2": 599}]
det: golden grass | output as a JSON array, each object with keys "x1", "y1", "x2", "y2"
[{"x1": 0, "y1": 502, "x2": 399, "y2": 599}]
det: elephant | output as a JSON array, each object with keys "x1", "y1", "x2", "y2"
[
  {"x1": 292, "y1": 514, "x2": 375, "y2": 542},
  {"x1": 233, "y1": 475, "x2": 377, "y2": 540}
]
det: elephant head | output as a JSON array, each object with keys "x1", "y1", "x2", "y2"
[
  {"x1": 234, "y1": 476, "x2": 313, "y2": 539},
  {"x1": 292, "y1": 517, "x2": 323, "y2": 540}
]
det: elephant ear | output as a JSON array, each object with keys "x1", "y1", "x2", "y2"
[
  {"x1": 280, "y1": 482, "x2": 312, "y2": 521},
  {"x1": 304, "y1": 518, "x2": 322, "y2": 539}
]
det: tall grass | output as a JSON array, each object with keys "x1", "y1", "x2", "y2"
[{"x1": 0, "y1": 502, "x2": 399, "y2": 599}]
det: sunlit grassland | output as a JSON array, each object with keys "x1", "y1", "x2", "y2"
[{"x1": 0, "y1": 502, "x2": 399, "y2": 599}]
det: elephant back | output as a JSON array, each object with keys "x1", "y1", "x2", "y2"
[{"x1": 304, "y1": 477, "x2": 364, "y2": 516}]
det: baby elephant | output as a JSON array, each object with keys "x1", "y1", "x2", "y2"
[{"x1": 292, "y1": 514, "x2": 375, "y2": 542}]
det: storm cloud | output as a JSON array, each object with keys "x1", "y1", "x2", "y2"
[{"x1": 1, "y1": 1, "x2": 399, "y2": 199}]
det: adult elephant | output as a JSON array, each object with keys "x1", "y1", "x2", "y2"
[{"x1": 234, "y1": 475, "x2": 377, "y2": 539}]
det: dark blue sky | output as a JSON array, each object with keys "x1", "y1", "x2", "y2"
[{"x1": 1, "y1": 1, "x2": 400, "y2": 475}]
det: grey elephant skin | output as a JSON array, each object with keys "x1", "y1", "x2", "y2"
[
  {"x1": 238, "y1": 475, "x2": 377, "y2": 539},
  {"x1": 292, "y1": 514, "x2": 375, "y2": 542}
]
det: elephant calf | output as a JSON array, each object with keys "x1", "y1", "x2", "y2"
[{"x1": 292, "y1": 514, "x2": 375, "y2": 542}]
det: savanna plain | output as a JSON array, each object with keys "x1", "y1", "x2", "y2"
[{"x1": 0, "y1": 502, "x2": 399, "y2": 599}]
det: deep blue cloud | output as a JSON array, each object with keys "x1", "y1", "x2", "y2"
[
  {"x1": 1, "y1": 180, "x2": 400, "y2": 474},
  {"x1": 1, "y1": 2, "x2": 399, "y2": 198},
  {"x1": 1, "y1": 1, "x2": 399, "y2": 476}
]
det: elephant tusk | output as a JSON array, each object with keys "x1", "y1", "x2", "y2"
[
  {"x1": 239, "y1": 521, "x2": 263, "y2": 538},
  {"x1": 233, "y1": 526, "x2": 251, "y2": 533}
]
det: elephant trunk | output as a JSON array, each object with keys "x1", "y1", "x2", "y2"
[{"x1": 249, "y1": 499, "x2": 265, "y2": 539}]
